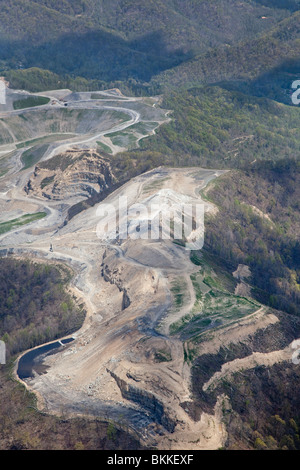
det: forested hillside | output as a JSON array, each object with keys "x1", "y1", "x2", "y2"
[
  {"x1": 67, "y1": 84, "x2": 300, "y2": 323},
  {"x1": 1, "y1": 0, "x2": 300, "y2": 452},
  {"x1": 1, "y1": 0, "x2": 300, "y2": 98},
  {"x1": 155, "y1": 10, "x2": 300, "y2": 103},
  {"x1": 109, "y1": 85, "x2": 300, "y2": 180},
  {"x1": 204, "y1": 162, "x2": 300, "y2": 315},
  {"x1": 0, "y1": 260, "x2": 143, "y2": 451},
  {"x1": 0, "y1": 259, "x2": 85, "y2": 357}
]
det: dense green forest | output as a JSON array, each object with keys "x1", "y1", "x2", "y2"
[
  {"x1": 63, "y1": 84, "x2": 300, "y2": 322},
  {"x1": 0, "y1": 365, "x2": 142, "y2": 450},
  {"x1": 0, "y1": 260, "x2": 144, "y2": 450},
  {"x1": 190, "y1": 317, "x2": 300, "y2": 450},
  {"x1": 224, "y1": 362, "x2": 300, "y2": 450},
  {"x1": 203, "y1": 162, "x2": 300, "y2": 315},
  {"x1": 4, "y1": 67, "x2": 161, "y2": 97},
  {"x1": 0, "y1": 258, "x2": 85, "y2": 357},
  {"x1": 1, "y1": 0, "x2": 300, "y2": 452},
  {"x1": 109, "y1": 85, "x2": 300, "y2": 182},
  {"x1": 1, "y1": 0, "x2": 300, "y2": 101},
  {"x1": 154, "y1": 11, "x2": 300, "y2": 103}
]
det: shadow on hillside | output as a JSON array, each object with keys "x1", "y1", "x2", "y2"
[
  {"x1": 253, "y1": 0, "x2": 300, "y2": 12},
  {"x1": 0, "y1": 29, "x2": 193, "y2": 83},
  {"x1": 215, "y1": 57, "x2": 300, "y2": 106}
]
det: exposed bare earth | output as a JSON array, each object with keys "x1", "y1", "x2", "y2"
[{"x1": 1, "y1": 87, "x2": 299, "y2": 450}]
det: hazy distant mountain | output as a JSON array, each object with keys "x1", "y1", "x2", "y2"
[{"x1": 1, "y1": 0, "x2": 300, "y2": 94}]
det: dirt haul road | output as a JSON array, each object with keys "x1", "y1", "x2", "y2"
[
  {"x1": 0, "y1": 87, "x2": 242, "y2": 449},
  {"x1": 2, "y1": 165, "x2": 227, "y2": 449}
]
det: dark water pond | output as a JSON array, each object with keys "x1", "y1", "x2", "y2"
[{"x1": 17, "y1": 338, "x2": 74, "y2": 380}]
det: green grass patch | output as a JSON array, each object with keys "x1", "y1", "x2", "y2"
[
  {"x1": 170, "y1": 278, "x2": 187, "y2": 309},
  {"x1": 13, "y1": 96, "x2": 50, "y2": 110},
  {"x1": 108, "y1": 132, "x2": 137, "y2": 148},
  {"x1": 190, "y1": 273, "x2": 207, "y2": 300},
  {"x1": 170, "y1": 313, "x2": 195, "y2": 335},
  {"x1": 203, "y1": 275, "x2": 224, "y2": 291},
  {"x1": 91, "y1": 93, "x2": 127, "y2": 100},
  {"x1": 16, "y1": 133, "x2": 76, "y2": 150},
  {"x1": 190, "y1": 251, "x2": 203, "y2": 266},
  {"x1": 110, "y1": 111, "x2": 131, "y2": 123},
  {"x1": 97, "y1": 141, "x2": 113, "y2": 154},
  {"x1": 129, "y1": 121, "x2": 159, "y2": 134},
  {"x1": 170, "y1": 256, "x2": 260, "y2": 340},
  {"x1": 21, "y1": 144, "x2": 48, "y2": 170},
  {"x1": 0, "y1": 212, "x2": 47, "y2": 234}
]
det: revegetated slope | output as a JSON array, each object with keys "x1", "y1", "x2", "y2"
[
  {"x1": 2, "y1": 163, "x2": 299, "y2": 451},
  {"x1": 112, "y1": 86, "x2": 300, "y2": 176},
  {"x1": 203, "y1": 164, "x2": 300, "y2": 316},
  {"x1": 0, "y1": 108, "x2": 129, "y2": 144},
  {"x1": 0, "y1": 83, "x2": 299, "y2": 450}
]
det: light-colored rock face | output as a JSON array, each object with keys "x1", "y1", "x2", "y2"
[
  {"x1": 6, "y1": 161, "x2": 299, "y2": 451},
  {"x1": 25, "y1": 149, "x2": 115, "y2": 202},
  {"x1": 3, "y1": 88, "x2": 298, "y2": 451},
  {"x1": 10, "y1": 162, "x2": 293, "y2": 451},
  {"x1": 8, "y1": 166, "x2": 230, "y2": 450}
]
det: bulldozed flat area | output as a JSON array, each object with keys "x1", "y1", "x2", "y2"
[{"x1": 1, "y1": 87, "x2": 299, "y2": 450}]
